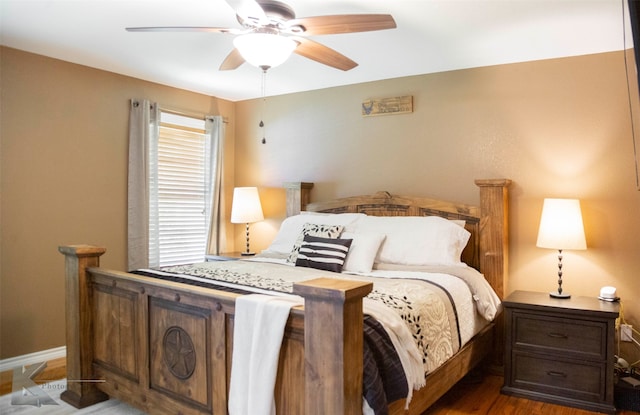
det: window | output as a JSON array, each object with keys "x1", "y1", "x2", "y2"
[
  {"x1": 128, "y1": 100, "x2": 225, "y2": 271},
  {"x1": 152, "y1": 112, "x2": 210, "y2": 266}
]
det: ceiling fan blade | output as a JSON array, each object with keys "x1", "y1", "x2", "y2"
[
  {"x1": 126, "y1": 26, "x2": 245, "y2": 34},
  {"x1": 225, "y1": 0, "x2": 268, "y2": 25},
  {"x1": 285, "y1": 14, "x2": 396, "y2": 36},
  {"x1": 290, "y1": 37, "x2": 357, "y2": 71},
  {"x1": 219, "y1": 48, "x2": 246, "y2": 70}
]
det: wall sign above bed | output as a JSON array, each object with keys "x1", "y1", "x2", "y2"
[{"x1": 362, "y1": 95, "x2": 413, "y2": 117}]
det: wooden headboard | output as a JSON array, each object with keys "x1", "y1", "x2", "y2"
[{"x1": 284, "y1": 179, "x2": 511, "y2": 300}]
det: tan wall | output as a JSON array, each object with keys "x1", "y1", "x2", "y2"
[
  {"x1": 0, "y1": 47, "x2": 236, "y2": 358},
  {"x1": 2, "y1": 46, "x2": 639, "y2": 365},
  {"x1": 234, "y1": 51, "x2": 640, "y2": 362}
]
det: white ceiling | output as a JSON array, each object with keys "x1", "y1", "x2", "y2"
[{"x1": 0, "y1": 0, "x2": 633, "y2": 102}]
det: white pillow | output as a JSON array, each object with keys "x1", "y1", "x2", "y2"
[
  {"x1": 358, "y1": 216, "x2": 470, "y2": 266},
  {"x1": 263, "y1": 213, "x2": 364, "y2": 255},
  {"x1": 341, "y1": 232, "x2": 386, "y2": 273}
]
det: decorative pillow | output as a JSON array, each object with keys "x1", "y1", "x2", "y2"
[
  {"x1": 295, "y1": 235, "x2": 353, "y2": 273},
  {"x1": 263, "y1": 213, "x2": 364, "y2": 255},
  {"x1": 357, "y1": 215, "x2": 470, "y2": 266},
  {"x1": 286, "y1": 223, "x2": 345, "y2": 263},
  {"x1": 341, "y1": 232, "x2": 386, "y2": 273}
]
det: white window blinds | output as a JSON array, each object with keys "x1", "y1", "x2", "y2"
[{"x1": 155, "y1": 112, "x2": 208, "y2": 266}]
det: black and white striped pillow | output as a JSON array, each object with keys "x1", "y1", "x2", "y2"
[
  {"x1": 295, "y1": 235, "x2": 353, "y2": 273},
  {"x1": 286, "y1": 223, "x2": 345, "y2": 263}
]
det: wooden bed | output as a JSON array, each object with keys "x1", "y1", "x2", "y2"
[{"x1": 59, "y1": 178, "x2": 510, "y2": 415}]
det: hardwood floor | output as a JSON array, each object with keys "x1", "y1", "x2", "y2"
[
  {"x1": 1, "y1": 357, "x2": 638, "y2": 414},
  {"x1": 425, "y1": 371, "x2": 640, "y2": 415}
]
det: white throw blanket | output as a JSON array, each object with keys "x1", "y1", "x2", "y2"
[{"x1": 228, "y1": 294, "x2": 304, "y2": 415}]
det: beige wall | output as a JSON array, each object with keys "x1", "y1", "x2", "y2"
[
  {"x1": 2, "y1": 46, "x2": 639, "y2": 364},
  {"x1": 234, "y1": 51, "x2": 640, "y2": 362},
  {"x1": 0, "y1": 47, "x2": 236, "y2": 358}
]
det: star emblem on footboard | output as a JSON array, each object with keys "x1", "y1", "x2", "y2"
[{"x1": 163, "y1": 326, "x2": 196, "y2": 379}]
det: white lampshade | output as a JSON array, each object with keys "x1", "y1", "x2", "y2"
[
  {"x1": 536, "y1": 198, "x2": 586, "y2": 250},
  {"x1": 231, "y1": 187, "x2": 264, "y2": 224},
  {"x1": 233, "y1": 33, "x2": 297, "y2": 69}
]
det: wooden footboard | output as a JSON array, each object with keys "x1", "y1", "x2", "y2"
[{"x1": 59, "y1": 245, "x2": 372, "y2": 415}]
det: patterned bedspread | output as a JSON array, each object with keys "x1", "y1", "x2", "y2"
[{"x1": 135, "y1": 258, "x2": 493, "y2": 413}]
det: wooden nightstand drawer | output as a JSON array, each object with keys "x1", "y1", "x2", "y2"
[
  {"x1": 513, "y1": 312, "x2": 606, "y2": 359},
  {"x1": 512, "y1": 352, "x2": 606, "y2": 402}
]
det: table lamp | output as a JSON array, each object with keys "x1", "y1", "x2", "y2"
[
  {"x1": 536, "y1": 198, "x2": 587, "y2": 298},
  {"x1": 231, "y1": 187, "x2": 264, "y2": 256}
]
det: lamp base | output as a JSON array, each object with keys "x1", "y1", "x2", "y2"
[
  {"x1": 241, "y1": 252, "x2": 256, "y2": 256},
  {"x1": 550, "y1": 291, "x2": 571, "y2": 299}
]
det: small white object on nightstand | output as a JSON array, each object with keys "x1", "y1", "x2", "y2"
[{"x1": 598, "y1": 286, "x2": 618, "y2": 301}]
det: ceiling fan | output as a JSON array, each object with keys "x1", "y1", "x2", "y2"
[{"x1": 126, "y1": 0, "x2": 396, "y2": 71}]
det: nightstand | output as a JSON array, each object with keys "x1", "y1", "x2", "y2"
[
  {"x1": 205, "y1": 252, "x2": 246, "y2": 261},
  {"x1": 501, "y1": 290, "x2": 620, "y2": 414}
]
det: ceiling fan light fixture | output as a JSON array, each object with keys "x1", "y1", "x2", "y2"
[{"x1": 233, "y1": 33, "x2": 297, "y2": 69}]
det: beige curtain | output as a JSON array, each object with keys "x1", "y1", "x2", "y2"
[
  {"x1": 127, "y1": 99, "x2": 159, "y2": 271},
  {"x1": 205, "y1": 116, "x2": 227, "y2": 255}
]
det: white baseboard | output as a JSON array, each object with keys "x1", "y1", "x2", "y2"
[{"x1": 0, "y1": 346, "x2": 66, "y2": 372}]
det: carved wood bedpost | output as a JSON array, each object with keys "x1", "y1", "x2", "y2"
[
  {"x1": 284, "y1": 182, "x2": 314, "y2": 216},
  {"x1": 293, "y1": 278, "x2": 373, "y2": 415},
  {"x1": 58, "y1": 245, "x2": 109, "y2": 408}
]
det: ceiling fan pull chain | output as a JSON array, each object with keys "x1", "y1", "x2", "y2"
[{"x1": 260, "y1": 68, "x2": 267, "y2": 144}]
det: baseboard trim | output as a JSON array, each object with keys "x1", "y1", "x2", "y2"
[{"x1": 0, "y1": 346, "x2": 66, "y2": 372}]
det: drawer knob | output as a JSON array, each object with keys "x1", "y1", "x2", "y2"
[
  {"x1": 546, "y1": 370, "x2": 567, "y2": 378},
  {"x1": 548, "y1": 332, "x2": 568, "y2": 339}
]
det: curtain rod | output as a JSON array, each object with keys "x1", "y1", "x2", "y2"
[{"x1": 161, "y1": 106, "x2": 229, "y2": 124}]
